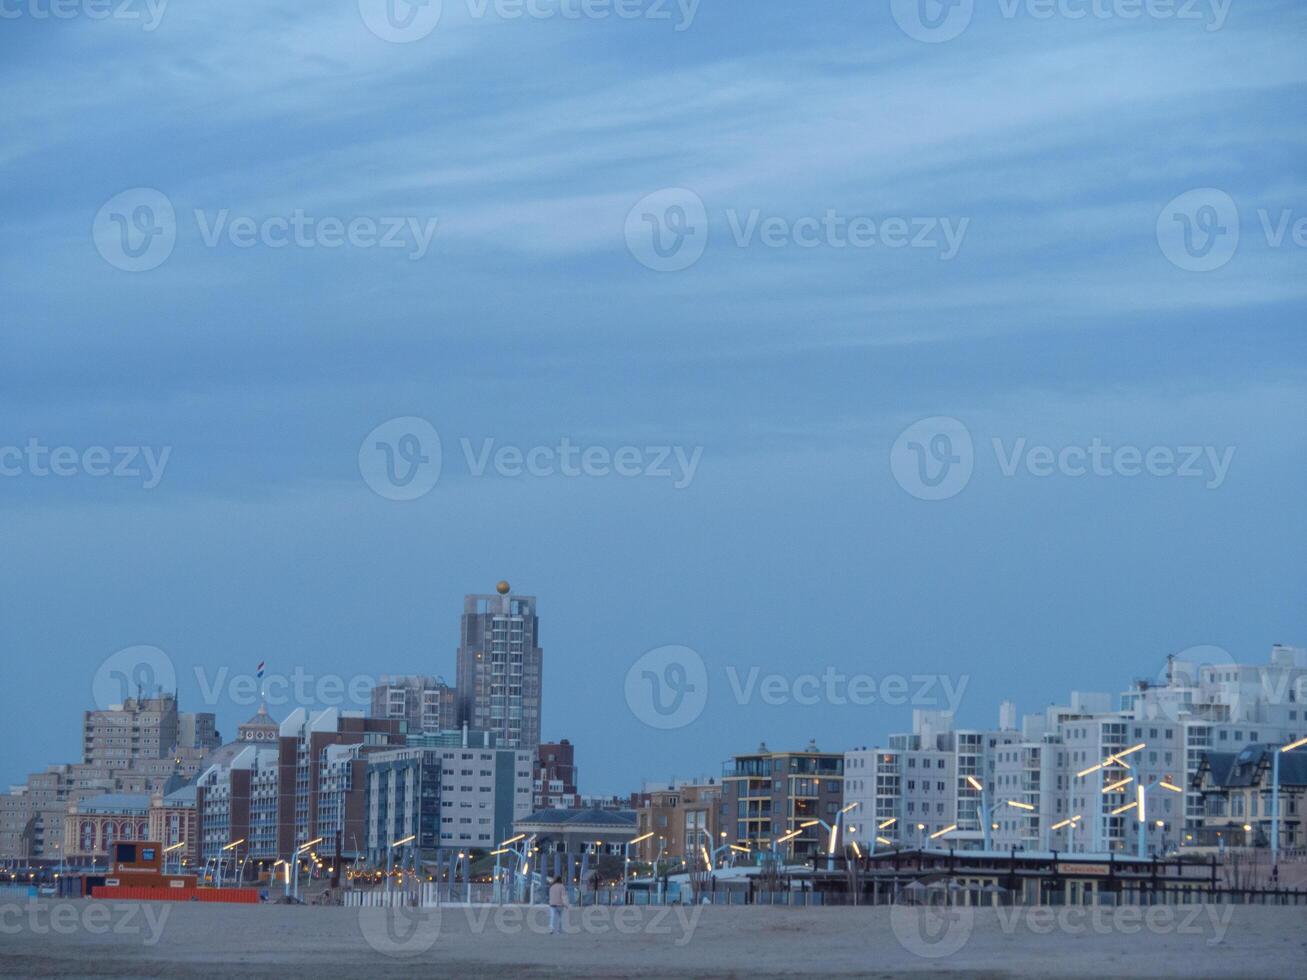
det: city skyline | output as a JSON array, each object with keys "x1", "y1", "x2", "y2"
[{"x1": 3, "y1": 578, "x2": 1301, "y2": 800}]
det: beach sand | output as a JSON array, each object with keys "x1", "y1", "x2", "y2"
[{"x1": 2, "y1": 898, "x2": 1302, "y2": 978}]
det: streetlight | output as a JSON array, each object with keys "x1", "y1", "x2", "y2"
[
  {"x1": 872, "y1": 817, "x2": 896, "y2": 853},
  {"x1": 1048, "y1": 815, "x2": 1082, "y2": 852},
  {"x1": 1272, "y1": 735, "x2": 1307, "y2": 864},
  {"x1": 163, "y1": 842, "x2": 185, "y2": 876},
  {"x1": 286, "y1": 837, "x2": 322, "y2": 900},
  {"x1": 1133, "y1": 776, "x2": 1184, "y2": 859},
  {"x1": 968, "y1": 775, "x2": 1037, "y2": 850},
  {"x1": 387, "y1": 835, "x2": 415, "y2": 897},
  {"x1": 623, "y1": 831, "x2": 654, "y2": 897},
  {"x1": 1075, "y1": 743, "x2": 1145, "y2": 850},
  {"x1": 220, "y1": 839, "x2": 244, "y2": 887}
]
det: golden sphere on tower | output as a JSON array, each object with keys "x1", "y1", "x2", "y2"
[{"x1": 496, "y1": 580, "x2": 511, "y2": 595}]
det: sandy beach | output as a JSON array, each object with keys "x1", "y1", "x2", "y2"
[{"x1": 1, "y1": 899, "x2": 1302, "y2": 978}]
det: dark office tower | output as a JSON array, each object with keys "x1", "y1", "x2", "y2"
[{"x1": 456, "y1": 582, "x2": 542, "y2": 750}]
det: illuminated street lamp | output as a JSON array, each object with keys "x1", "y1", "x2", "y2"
[
  {"x1": 1272, "y1": 735, "x2": 1307, "y2": 864},
  {"x1": 968, "y1": 774, "x2": 1037, "y2": 850},
  {"x1": 1134, "y1": 776, "x2": 1184, "y2": 859},
  {"x1": 1075, "y1": 744, "x2": 1145, "y2": 849},
  {"x1": 219, "y1": 838, "x2": 244, "y2": 888},
  {"x1": 1048, "y1": 814, "x2": 1082, "y2": 852},
  {"x1": 163, "y1": 842, "x2": 185, "y2": 876},
  {"x1": 286, "y1": 837, "x2": 322, "y2": 900}
]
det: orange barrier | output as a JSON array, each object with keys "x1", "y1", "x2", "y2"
[{"x1": 91, "y1": 885, "x2": 260, "y2": 903}]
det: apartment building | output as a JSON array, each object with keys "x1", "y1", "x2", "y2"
[
  {"x1": 631, "y1": 779, "x2": 723, "y2": 864},
  {"x1": 721, "y1": 742, "x2": 844, "y2": 858},
  {"x1": 455, "y1": 584, "x2": 543, "y2": 750},
  {"x1": 364, "y1": 737, "x2": 532, "y2": 857},
  {"x1": 369, "y1": 675, "x2": 458, "y2": 736}
]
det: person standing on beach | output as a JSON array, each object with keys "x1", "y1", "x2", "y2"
[{"x1": 548, "y1": 876, "x2": 569, "y2": 935}]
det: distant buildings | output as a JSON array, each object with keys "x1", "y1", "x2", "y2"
[
  {"x1": 721, "y1": 741, "x2": 844, "y2": 858},
  {"x1": 513, "y1": 807, "x2": 638, "y2": 856},
  {"x1": 363, "y1": 735, "x2": 532, "y2": 858},
  {"x1": 631, "y1": 779, "x2": 722, "y2": 864},
  {"x1": 1194, "y1": 743, "x2": 1307, "y2": 848},
  {"x1": 534, "y1": 740, "x2": 581, "y2": 809},
  {"x1": 194, "y1": 707, "x2": 404, "y2": 869},
  {"x1": 82, "y1": 693, "x2": 218, "y2": 770},
  {"x1": 369, "y1": 675, "x2": 457, "y2": 737},
  {"x1": 845, "y1": 644, "x2": 1307, "y2": 855},
  {"x1": 456, "y1": 583, "x2": 543, "y2": 750}
]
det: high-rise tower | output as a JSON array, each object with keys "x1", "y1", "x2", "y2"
[{"x1": 455, "y1": 581, "x2": 542, "y2": 750}]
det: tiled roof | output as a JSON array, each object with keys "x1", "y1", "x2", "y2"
[
  {"x1": 518, "y1": 807, "x2": 637, "y2": 828},
  {"x1": 77, "y1": 793, "x2": 151, "y2": 814}
]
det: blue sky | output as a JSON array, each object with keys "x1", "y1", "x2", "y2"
[{"x1": 1, "y1": 1, "x2": 1304, "y2": 793}]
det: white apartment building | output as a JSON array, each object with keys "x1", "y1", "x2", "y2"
[{"x1": 846, "y1": 645, "x2": 1307, "y2": 856}]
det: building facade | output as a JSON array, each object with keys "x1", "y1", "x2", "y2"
[
  {"x1": 369, "y1": 675, "x2": 458, "y2": 737},
  {"x1": 364, "y1": 738, "x2": 533, "y2": 857},
  {"x1": 455, "y1": 584, "x2": 543, "y2": 750},
  {"x1": 721, "y1": 742, "x2": 844, "y2": 858},
  {"x1": 534, "y1": 740, "x2": 581, "y2": 809},
  {"x1": 632, "y1": 780, "x2": 722, "y2": 864}
]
